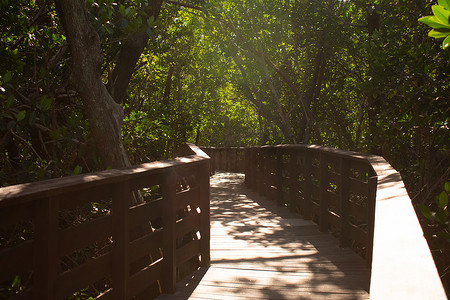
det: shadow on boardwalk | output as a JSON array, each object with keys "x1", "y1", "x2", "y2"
[{"x1": 157, "y1": 172, "x2": 370, "y2": 299}]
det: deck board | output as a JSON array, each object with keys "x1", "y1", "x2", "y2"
[{"x1": 157, "y1": 172, "x2": 370, "y2": 299}]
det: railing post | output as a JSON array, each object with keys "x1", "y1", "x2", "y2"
[
  {"x1": 225, "y1": 148, "x2": 232, "y2": 172},
  {"x1": 210, "y1": 148, "x2": 216, "y2": 175},
  {"x1": 112, "y1": 181, "x2": 131, "y2": 299},
  {"x1": 199, "y1": 162, "x2": 211, "y2": 267},
  {"x1": 217, "y1": 149, "x2": 222, "y2": 171},
  {"x1": 161, "y1": 170, "x2": 177, "y2": 294},
  {"x1": 288, "y1": 149, "x2": 299, "y2": 212},
  {"x1": 303, "y1": 149, "x2": 313, "y2": 219},
  {"x1": 257, "y1": 149, "x2": 265, "y2": 194},
  {"x1": 245, "y1": 148, "x2": 251, "y2": 187},
  {"x1": 319, "y1": 152, "x2": 329, "y2": 232},
  {"x1": 34, "y1": 197, "x2": 58, "y2": 300},
  {"x1": 367, "y1": 175, "x2": 377, "y2": 268},
  {"x1": 233, "y1": 148, "x2": 239, "y2": 172},
  {"x1": 265, "y1": 148, "x2": 272, "y2": 198},
  {"x1": 250, "y1": 148, "x2": 257, "y2": 190},
  {"x1": 276, "y1": 148, "x2": 284, "y2": 206},
  {"x1": 339, "y1": 157, "x2": 351, "y2": 248}
]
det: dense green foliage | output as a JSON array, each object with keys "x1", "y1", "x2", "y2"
[
  {"x1": 419, "y1": 0, "x2": 450, "y2": 49},
  {"x1": 0, "y1": 0, "x2": 449, "y2": 293}
]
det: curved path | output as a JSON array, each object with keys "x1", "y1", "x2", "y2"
[{"x1": 157, "y1": 172, "x2": 370, "y2": 299}]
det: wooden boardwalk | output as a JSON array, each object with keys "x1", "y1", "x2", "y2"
[{"x1": 157, "y1": 172, "x2": 370, "y2": 299}]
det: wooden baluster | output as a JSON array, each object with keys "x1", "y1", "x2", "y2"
[
  {"x1": 249, "y1": 148, "x2": 256, "y2": 190},
  {"x1": 339, "y1": 157, "x2": 351, "y2": 248},
  {"x1": 245, "y1": 148, "x2": 250, "y2": 188},
  {"x1": 367, "y1": 175, "x2": 378, "y2": 268},
  {"x1": 289, "y1": 150, "x2": 298, "y2": 213},
  {"x1": 234, "y1": 148, "x2": 238, "y2": 172},
  {"x1": 210, "y1": 148, "x2": 216, "y2": 175},
  {"x1": 199, "y1": 162, "x2": 211, "y2": 267},
  {"x1": 252, "y1": 148, "x2": 257, "y2": 190},
  {"x1": 34, "y1": 197, "x2": 58, "y2": 300},
  {"x1": 161, "y1": 170, "x2": 177, "y2": 294},
  {"x1": 265, "y1": 148, "x2": 272, "y2": 199},
  {"x1": 276, "y1": 148, "x2": 284, "y2": 206},
  {"x1": 303, "y1": 150, "x2": 312, "y2": 220},
  {"x1": 257, "y1": 149, "x2": 264, "y2": 194},
  {"x1": 226, "y1": 148, "x2": 230, "y2": 171},
  {"x1": 112, "y1": 181, "x2": 131, "y2": 298},
  {"x1": 319, "y1": 152, "x2": 329, "y2": 232}
]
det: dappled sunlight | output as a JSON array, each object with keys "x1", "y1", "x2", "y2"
[{"x1": 157, "y1": 172, "x2": 370, "y2": 299}]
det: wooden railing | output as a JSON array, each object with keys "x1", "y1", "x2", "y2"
[
  {"x1": 204, "y1": 144, "x2": 446, "y2": 299},
  {"x1": 0, "y1": 143, "x2": 210, "y2": 300},
  {"x1": 201, "y1": 147, "x2": 245, "y2": 174}
]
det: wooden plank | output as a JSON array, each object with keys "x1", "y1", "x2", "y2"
[
  {"x1": 327, "y1": 190, "x2": 340, "y2": 210},
  {"x1": 161, "y1": 170, "x2": 177, "y2": 294},
  {"x1": 56, "y1": 253, "x2": 112, "y2": 299},
  {"x1": 367, "y1": 155, "x2": 447, "y2": 299},
  {"x1": 33, "y1": 196, "x2": 58, "y2": 299},
  {"x1": 55, "y1": 253, "x2": 113, "y2": 299},
  {"x1": 175, "y1": 213, "x2": 200, "y2": 238},
  {"x1": 349, "y1": 200, "x2": 366, "y2": 222},
  {"x1": 127, "y1": 258, "x2": 163, "y2": 298},
  {"x1": 319, "y1": 152, "x2": 329, "y2": 232},
  {"x1": 95, "y1": 288, "x2": 113, "y2": 300},
  {"x1": 198, "y1": 161, "x2": 210, "y2": 267},
  {"x1": 129, "y1": 173, "x2": 161, "y2": 191},
  {"x1": 328, "y1": 210, "x2": 341, "y2": 230},
  {"x1": 0, "y1": 241, "x2": 33, "y2": 283},
  {"x1": 0, "y1": 153, "x2": 208, "y2": 206},
  {"x1": 349, "y1": 177, "x2": 369, "y2": 197},
  {"x1": 59, "y1": 215, "x2": 113, "y2": 256},
  {"x1": 349, "y1": 223, "x2": 367, "y2": 247},
  {"x1": 176, "y1": 239, "x2": 200, "y2": 265},
  {"x1": 129, "y1": 229, "x2": 164, "y2": 263},
  {"x1": 175, "y1": 186, "x2": 200, "y2": 211},
  {"x1": 59, "y1": 185, "x2": 112, "y2": 211},
  {"x1": 111, "y1": 181, "x2": 131, "y2": 299},
  {"x1": 157, "y1": 172, "x2": 370, "y2": 300},
  {"x1": 0, "y1": 202, "x2": 34, "y2": 227},
  {"x1": 340, "y1": 157, "x2": 351, "y2": 248},
  {"x1": 129, "y1": 199, "x2": 163, "y2": 229}
]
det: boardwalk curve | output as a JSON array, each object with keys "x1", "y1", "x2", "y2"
[{"x1": 157, "y1": 172, "x2": 370, "y2": 299}]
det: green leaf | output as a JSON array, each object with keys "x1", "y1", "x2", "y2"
[
  {"x1": 119, "y1": 4, "x2": 126, "y2": 16},
  {"x1": 432, "y1": 5, "x2": 450, "y2": 24},
  {"x1": 11, "y1": 275, "x2": 21, "y2": 289},
  {"x1": 428, "y1": 28, "x2": 450, "y2": 38},
  {"x1": 438, "y1": 0, "x2": 450, "y2": 11},
  {"x1": 16, "y1": 110, "x2": 26, "y2": 121},
  {"x1": 445, "y1": 182, "x2": 450, "y2": 193},
  {"x1": 419, "y1": 16, "x2": 450, "y2": 29},
  {"x1": 3, "y1": 71, "x2": 12, "y2": 83},
  {"x1": 443, "y1": 35, "x2": 450, "y2": 48},
  {"x1": 40, "y1": 96, "x2": 52, "y2": 111},
  {"x1": 73, "y1": 165, "x2": 82, "y2": 175},
  {"x1": 147, "y1": 15, "x2": 155, "y2": 26},
  {"x1": 439, "y1": 191, "x2": 448, "y2": 208},
  {"x1": 6, "y1": 95, "x2": 14, "y2": 108},
  {"x1": 418, "y1": 204, "x2": 432, "y2": 219}
]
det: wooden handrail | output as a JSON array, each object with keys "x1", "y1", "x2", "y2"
[
  {"x1": 203, "y1": 144, "x2": 446, "y2": 299},
  {"x1": 0, "y1": 143, "x2": 210, "y2": 299}
]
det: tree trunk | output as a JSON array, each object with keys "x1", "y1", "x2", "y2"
[{"x1": 55, "y1": 0, "x2": 130, "y2": 169}]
